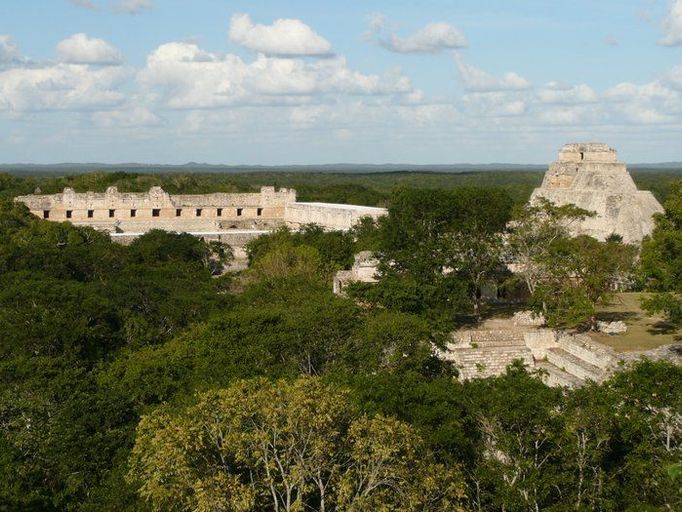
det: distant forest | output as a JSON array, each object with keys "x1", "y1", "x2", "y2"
[
  {"x1": 1, "y1": 169, "x2": 681, "y2": 511},
  {"x1": 1, "y1": 167, "x2": 681, "y2": 206}
]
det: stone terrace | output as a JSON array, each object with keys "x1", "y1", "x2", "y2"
[{"x1": 440, "y1": 318, "x2": 617, "y2": 388}]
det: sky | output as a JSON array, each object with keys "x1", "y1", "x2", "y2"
[{"x1": 1, "y1": 0, "x2": 682, "y2": 165}]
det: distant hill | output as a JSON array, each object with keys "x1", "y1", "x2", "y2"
[
  {"x1": 0, "y1": 162, "x2": 547, "y2": 175},
  {"x1": 630, "y1": 162, "x2": 682, "y2": 170},
  {"x1": 1, "y1": 162, "x2": 680, "y2": 176}
]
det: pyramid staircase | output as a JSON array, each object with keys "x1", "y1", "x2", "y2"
[
  {"x1": 442, "y1": 328, "x2": 616, "y2": 388},
  {"x1": 443, "y1": 330, "x2": 534, "y2": 380}
]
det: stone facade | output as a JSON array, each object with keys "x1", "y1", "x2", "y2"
[
  {"x1": 285, "y1": 202, "x2": 387, "y2": 231},
  {"x1": 15, "y1": 186, "x2": 388, "y2": 235},
  {"x1": 15, "y1": 186, "x2": 296, "y2": 233},
  {"x1": 530, "y1": 143, "x2": 664, "y2": 243},
  {"x1": 15, "y1": 186, "x2": 388, "y2": 269}
]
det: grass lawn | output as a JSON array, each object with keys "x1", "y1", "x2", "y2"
[{"x1": 590, "y1": 292, "x2": 680, "y2": 352}]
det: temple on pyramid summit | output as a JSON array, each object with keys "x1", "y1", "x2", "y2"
[{"x1": 530, "y1": 143, "x2": 664, "y2": 244}]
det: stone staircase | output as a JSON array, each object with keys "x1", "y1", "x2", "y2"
[
  {"x1": 545, "y1": 347, "x2": 603, "y2": 382},
  {"x1": 534, "y1": 361, "x2": 584, "y2": 388},
  {"x1": 443, "y1": 328, "x2": 618, "y2": 388},
  {"x1": 444, "y1": 329, "x2": 534, "y2": 380}
]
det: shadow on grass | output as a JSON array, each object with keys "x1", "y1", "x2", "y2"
[
  {"x1": 454, "y1": 303, "x2": 528, "y2": 328},
  {"x1": 595, "y1": 311, "x2": 640, "y2": 323},
  {"x1": 647, "y1": 320, "x2": 679, "y2": 336}
]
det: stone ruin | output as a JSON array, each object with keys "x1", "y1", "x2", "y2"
[
  {"x1": 333, "y1": 251, "x2": 380, "y2": 295},
  {"x1": 14, "y1": 186, "x2": 387, "y2": 235},
  {"x1": 530, "y1": 143, "x2": 664, "y2": 243},
  {"x1": 440, "y1": 321, "x2": 682, "y2": 388},
  {"x1": 444, "y1": 143, "x2": 672, "y2": 386},
  {"x1": 14, "y1": 186, "x2": 387, "y2": 267}
]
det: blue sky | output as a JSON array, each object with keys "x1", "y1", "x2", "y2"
[{"x1": 1, "y1": 0, "x2": 682, "y2": 164}]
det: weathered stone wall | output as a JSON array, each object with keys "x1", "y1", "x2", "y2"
[
  {"x1": 523, "y1": 330, "x2": 558, "y2": 359},
  {"x1": 530, "y1": 142, "x2": 664, "y2": 243},
  {"x1": 558, "y1": 143, "x2": 617, "y2": 163},
  {"x1": 285, "y1": 202, "x2": 387, "y2": 231},
  {"x1": 15, "y1": 187, "x2": 388, "y2": 235},
  {"x1": 557, "y1": 333, "x2": 617, "y2": 371},
  {"x1": 443, "y1": 312, "x2": 679, "y2": 388},
  {"x1": 15, "y1": 186, "x2": 296, "y2": 229}
]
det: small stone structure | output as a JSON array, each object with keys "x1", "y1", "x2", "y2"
[
  {"x1": 333, "y1": 251, "x2": 380, "y2": 295},
  {"x1": 530, "y1": 143, "x2": 663, "y2": 243},
  {"x1": 512, "y1": 310, "x2": 546, "y2": 327},
  {"x1": 597, "y1": 320, "x2": 627, "y2": 335}
]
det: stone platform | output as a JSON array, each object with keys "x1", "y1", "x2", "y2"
[{"x1": 440, "y1": 317, "x2": 682, "y2": 388}]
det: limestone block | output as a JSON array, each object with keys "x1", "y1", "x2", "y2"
[
  {"x1": 523, "y1": 329, "x2": 558, "y2": 359},
  {"x1": 597, "y1": 320, "x2": 627, "y2": 335},
  {"x1": 512, "y1": 310, "x2": 546, "y2": 327}
]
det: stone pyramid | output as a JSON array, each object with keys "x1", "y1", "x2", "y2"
[{"x1": 530, "y1": 143, "x2": 663, "y2": 243}]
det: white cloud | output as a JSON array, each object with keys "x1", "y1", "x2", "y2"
[
  {"x1": 0, "y1": 35, "x2": 20, "y2": 63},
  {"x1": 229, "y1": 13, "x2": 333, "y2": 57},
  {"x1": 380, "y1": 22, "x2": 467, "y2": 54},
  {"x1": 137, "y1": 42, "x2": 413, "y2": 109},
  {"x1": 455, "y1": 54, "x2": 530, "y2": 92},
  {"x1": 397, "y1": 103, "x2": 458, "y2": 124},
  {"x1": 69, "y1": 0, "x2": 97, "y2": 9},
  {"x1": 92, "y1": 106, "x2": 159, "y2": 127},
  {"x1": 664, "y1": 64, "x2": 682, "y2": 90},
  {"x1": 537, "y1": 107, "x2": 590, "y2": 125},
  {"x1": 334, "y1": 128, "x2": 353, "y2": 142},
  {"x1": 462, "y1": 91, "x2": 527, "y2": 117},
  {"x1": 289, "y1": 105, "x2": 335, "y2": 128},
  {"x1": 56, "y1": 33, "x2": 123, "y2": 65},
  {"x1": 605, "y1": 81, "x2": 678, "y2": 102},
  {"x1": 0, "y1": 63, "x2": 128, "y2": 112},
  {"x1": 620, "y1": 104, "x2": 674, "y2": 124},
  {"x1": 603, "y1": 80, "x2": 682, "y2": 121},
  {"x1": 5, "y1": 15, "x2": 682, "y2": 164},
  {"x1": 537, "y1": 82, "x2": 597, "y2": 104},
  {"x1": 367, "y1": 13, "x2": 387, "y2": 34},
  {"x1": 368, "y1": 17, "x2": 467, "y2": 54},
  {"x1": 659, "y1": 0, "x2": 682, "y2": 46},
  {"x1": 114, "y1": 0, "x2": 152, "y2": 15}
]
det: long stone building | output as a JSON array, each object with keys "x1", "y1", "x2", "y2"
[
  {"x1": 530, "y1": 143, "x2": 663, "y2": 243},
  {"x1": 15, "y1": 185, "x2": 386, "y2": 233},
  {"x1": 15, "y1": 186, "x2": 387, "y2": 263}
]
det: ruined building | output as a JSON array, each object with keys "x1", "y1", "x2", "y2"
[
  {"x1": 530, "y1": 143, "x2": 663, "y2": 243},
  {"x1": 15, "y1": 186, "x2": 386, "y2": 235},
  {"x1": 15, "y1": 186, "x2": 387, "y2": 264}
]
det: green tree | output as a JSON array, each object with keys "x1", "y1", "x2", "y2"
[
  {"x1": 350, "y1": 187, "x2": 512, "y2": 323},
  {"x1": 466, "y1": 363, "x2": 564, "y2": 512},
  {"x1": 533, "y1": 235, "x2": 637, "y2": 328},
  {"x1": 445, "y1": 231, "x2": 505, "y2": 320},
  {"x1": 128, "y1": 377, "x2": 467, "y2": 512},
  {"x1": 246, "y1": 225, "x2": 355, "y2": 273},
  {"x1": 640, "y1": 181, "x2": 682, "y2": 327},
  {"x1": 506, "y1": 198, "x2": 593, "y2": 298}
]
